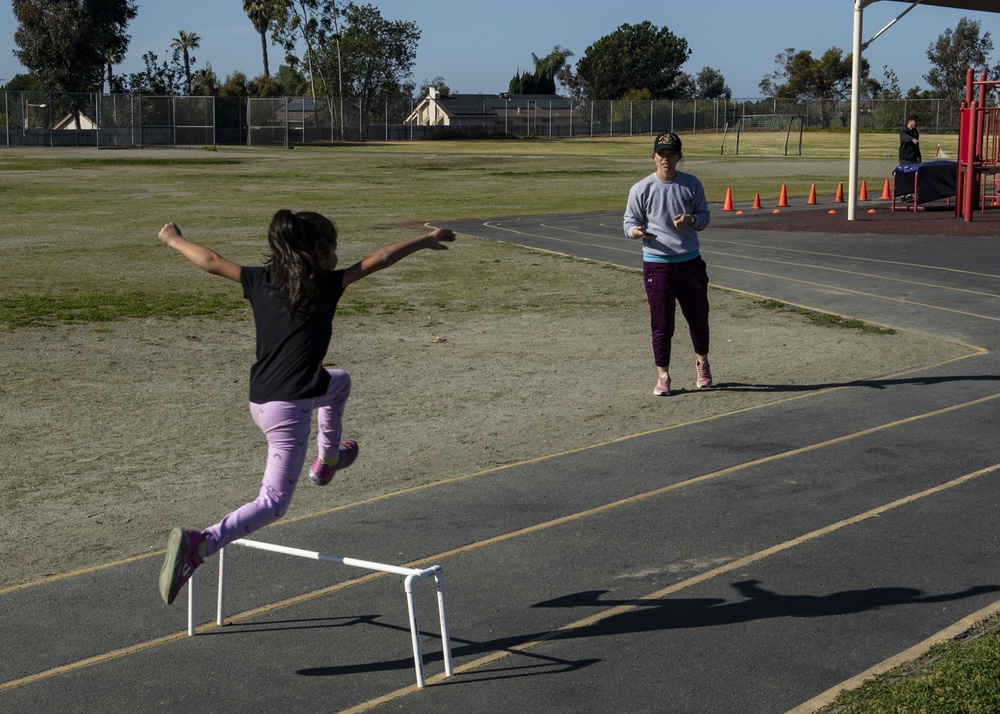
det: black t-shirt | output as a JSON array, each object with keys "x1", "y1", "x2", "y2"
[{"x1": 241, "y1": 266, "x2": 346, "y2": 403}]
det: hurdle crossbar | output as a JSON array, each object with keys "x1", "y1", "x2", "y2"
[{"x1": 186, "y1": 538, "x2": 453, "y2": 688}]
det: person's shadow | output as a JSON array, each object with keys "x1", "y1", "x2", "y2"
[
  {"x1": 293, "y1": 579, "x2": 1000, "y2": 683},
  {"x1": 532, "y1": 579, "x2": 1000, "y2": 635},
  {"x1": 710, "y1": 374, "x2": 1000, "y2": 394}
]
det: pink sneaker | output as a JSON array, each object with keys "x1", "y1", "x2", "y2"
[
  {"x1": 653, "y1": 373, "x2": 671, "y2": 396},
  {"x1": 159, "y1": 527, "x2": 206, "y2": 605},
  {"x1": 696, "y1": 360, "x2": 713, "y2": 388},
  {"x1": 310, "y1": 439, "x2": 359, "y2": 486}
]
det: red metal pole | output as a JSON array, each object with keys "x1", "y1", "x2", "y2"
[{"x1": 963, "y1": 70, "x2": 978, "y2": 222}]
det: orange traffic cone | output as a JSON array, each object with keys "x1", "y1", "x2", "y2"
[
  {"x1": 880, "y1": 178, "x2": 891, "y2": 200},
  {"x1": 722, "y1": 187, "x2": 734, "y2": 211},
  {"x1": 859, "y1": 180, "x2": 869, "y2": 201},
  {"x1": 752, "y1": 193, "x2": 762, "y2": 210},
  {"x1": 807, "y1": 184, "x2": 817, "y2": 205},
  {"x1": 777, "y1": 184, "x2": 789, "y2": 207},
  {"x1": 834, "y1": 182, "x2": 844, "y2": 203}
]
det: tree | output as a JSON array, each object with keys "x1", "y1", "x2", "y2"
[
  {"x1": 575, "y1": 22, "x2": 691, "y2": 100},
  {"x1": 269, "y1": 0, "x2": 340, "y2": 99},
  {"x1": 190, "y1": 65, "x2": 220, "y2": 96},
  {"x1": 669, "y1": 73, "x2": 697, "y2": 100},
  {"x1": 171, "y1": 30, "x2": 201, "y2": 95},
  {"x1": 125, "y1": 51, "x2": 183, "y2": 94},
  {"x1": 2, "y1": 73, "x2": 44, "y2": 92},
  {"x1": 419, "y1": 76, "x2": 450, "y2": 98},
  {"x1": 508, "y1": 46, "x2": 573, "y2": 96},
  {"x1": 533, "y1": 45, "x2": 572, "y2": 94},
  {"x1": 13, "y1": 0, "x2": 138, "y2": 92},
  {"x1": 243, "y1": 0, "x2": 280, "y2": 78},
  {"x1": 694, "y1": 67, "x2": 731, "y2": 99},
  {"x1": 217, "y1": 71, "x2": 251, "y2": 98},
  {"x1": 759, "y1": 47, "x2": 868, "y2": 127},
  {"x1": 249, "y1": 74, "x2": 283, "y2": 97},
  {"x1": 924, "y1": 17, "x2": 995, "y2": 98},
  {"x1": 329, "y1": 4, "x2": 419, "y2": 99},
  {"x1": 102, "y1": 47, "x2": 125, "y2": 93},
  {"x1": 275, "y1": 64, "x2": 310, "y2": 95},
  {"x1": 556, "y1": 63, "x2": 586, "y2": 104},
  {"x1": 509, "y1": 69, "x2": 554, "y2": 95},
  {"x1": 317, "y1": 2, "x2": 419, "y2": 137}
]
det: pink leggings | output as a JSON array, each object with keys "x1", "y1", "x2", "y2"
[{"x1": 202, "y1": 369, "x2": 351, "y2": 558}]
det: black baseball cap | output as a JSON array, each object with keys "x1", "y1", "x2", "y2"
[{"x1": 653, "y1": 132, "x2": 682, "y2": 154}]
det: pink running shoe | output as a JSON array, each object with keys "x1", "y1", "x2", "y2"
[
  {"x1": 159, "y1": 527, "x2": 206, "y2": 605},
  {"x1": 696, "y1": 360, "x2": 713, "y2": 388},
  {"x1": 310, "y1": 439, "x2": 359, "y2": 486},
  {"x1": 653, "y1": 373, "x2": 671, "y2": 396}
]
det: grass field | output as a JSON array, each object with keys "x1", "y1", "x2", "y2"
[
  {"x1": 1, "y1": 132, "x2": 991, "y2": 711},
  {"x1": 0, "y1": 130, "x2": 953, "y2": 320}
]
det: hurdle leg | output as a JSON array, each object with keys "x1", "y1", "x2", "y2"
[
  {"x1": 434, "y1": 570, "x2": 454, "y2": 678},
  {"x1": 187, "y1": 573, "x2": 196, "y2": 636},
  {"x1": 405, "y1": 572, "x2": 426, "y2": 688},
  {"x1": 217, "y1": 546, "x2": 227, "y2": 626}
]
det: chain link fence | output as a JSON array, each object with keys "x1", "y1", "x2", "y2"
[{"x1": 1, "y1": 92, "x2": 979, "y2": 148}]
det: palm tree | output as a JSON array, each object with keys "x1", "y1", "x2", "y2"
[
  {"x1": 171, "y1": 30, "x2": 201, "y2": 94},
  {"x1": 102, "y1": 48, "x2": 124, "y2": 93},
  {"x1": 243, "y1": 1, "x2": 272, "y2": 78}
]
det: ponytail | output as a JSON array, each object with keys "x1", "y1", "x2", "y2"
[{"x1": 266, "y1": 210, "x2": 338, "y2": 311}]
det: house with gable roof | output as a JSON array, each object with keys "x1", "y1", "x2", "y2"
[{"x1": 405, "y1": 87, "x2": 578, "y2": 136}]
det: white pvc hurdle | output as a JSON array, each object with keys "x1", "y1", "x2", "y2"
[{"x1": 186, "y1": 538, "x2": 453, "y2": 688}]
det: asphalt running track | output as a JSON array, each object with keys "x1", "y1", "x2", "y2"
[{"x1": 3, "y1": 206, "x2": 1000, "y2": 713}]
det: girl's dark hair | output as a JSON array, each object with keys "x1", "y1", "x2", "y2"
[{"x1": 266, "y1": 209, "x2": 338, "y2": 311}]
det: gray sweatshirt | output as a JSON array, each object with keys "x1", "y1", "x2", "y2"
[{"x1": 623, "y1": 171, "x2": 710, "y2": 260}]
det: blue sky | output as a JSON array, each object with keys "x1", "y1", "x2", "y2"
[{"x1": 2, "y1": 1, "x2": 1000, "y2": 97}]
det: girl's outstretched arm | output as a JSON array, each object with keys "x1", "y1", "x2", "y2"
[
  {"x1": 158, "y1": 222, "x2": 243, "y2": 282},
  {"x1": 342, "y1": 228, "x2": 456, "y2": 288}
]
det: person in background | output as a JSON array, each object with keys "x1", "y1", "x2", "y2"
[
  {"x1": 899, "y1": 115, "x2": 922, "y2": 166},
  {"x1": 623, "y1": 132, "x2": 713, "y2": 397}
]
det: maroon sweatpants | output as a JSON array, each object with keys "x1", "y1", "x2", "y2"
[{"x1": 642, "y1": 257, "x2": 710, "y2": 369}]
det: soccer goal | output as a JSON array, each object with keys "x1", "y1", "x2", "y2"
[{"x1": 720, "y1": 114, "x2": 804, "y2": 156}]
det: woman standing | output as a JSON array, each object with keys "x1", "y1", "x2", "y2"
[{"x1": 623, "y1": 132, "x2": 713, "y2": 397}]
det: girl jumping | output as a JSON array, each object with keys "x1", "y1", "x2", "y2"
[{"x1": 157, "y1": 210, "x2": 456, "y2": 605}]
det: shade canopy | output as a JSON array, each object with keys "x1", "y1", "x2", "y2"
[
  {"x1": 848, "y1": 0, "x2": 1000, "y2": 219},
  {"x1": 865, "y1": 0, "x2": 1000, "y2": 11}
]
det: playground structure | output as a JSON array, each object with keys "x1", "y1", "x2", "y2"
[{"x1": 957, "y1": 69, "x2": 1000, "y2": 221}]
